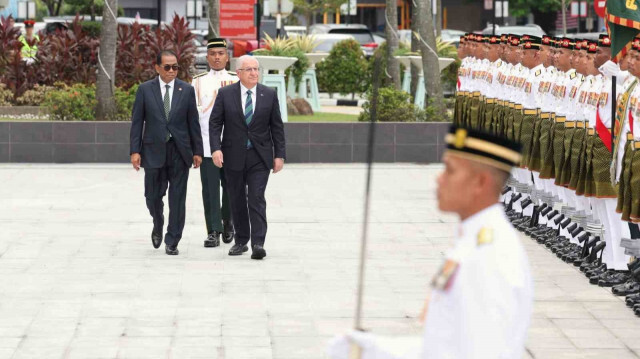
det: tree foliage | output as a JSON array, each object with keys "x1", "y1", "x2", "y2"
[
  {"x1": 509, "y1": 0, "x2": 565, "y2": 17},
  {"x1": 316, "y1": 38, "x2": 368, "y2": 97}
]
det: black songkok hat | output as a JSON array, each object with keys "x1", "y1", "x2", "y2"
[
  {"x1": 445, "y1": 125, "x2": 522, "y2": 172},
  {"x1": 207, "y1": 38, "x2": 228, "y2": 49}
]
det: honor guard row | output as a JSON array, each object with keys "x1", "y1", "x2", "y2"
[{"x1": 454, "y1": 31, "x2": 640, "y2": 316}]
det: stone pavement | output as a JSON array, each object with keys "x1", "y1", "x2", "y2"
[{"x1": 1, "y1": 163, "x2": 639, "y2": 359}]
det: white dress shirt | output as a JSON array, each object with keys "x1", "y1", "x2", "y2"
[
  {"x1": 159, "y1": 78, "x2": 175, "y2": 107},
  {"x1": 240, "y1": 83, "x2": 257, "y2": 115}
]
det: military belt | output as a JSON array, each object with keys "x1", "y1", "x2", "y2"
[
  {"x1": 555, "y1": 116, "x2": 566, "y2": 123},
  {"x1": 523, "y1": 109, "x2": 537, "y2": 116}
]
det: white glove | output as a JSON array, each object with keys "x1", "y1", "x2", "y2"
[
  {"x1": 326, "y1": 331, "x2": 422, "y2": 359},
  {"x1": 327, "y1": 331, "x2": 377, "y2": 359},
  {"x1": 599, "y1": 60, "x2": 620, "y2": 78}
]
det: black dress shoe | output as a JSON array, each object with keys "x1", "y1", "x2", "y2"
[
  {"x1": 222, "y1": 221, "x2": 235, "y2": 244},
  {"x1": 151, "y1": 231, "x2": 163, "y2": 249},
  {"x1": 228, "y1": 243, "x2": 249, "y2": 256},
  {"x1": 165, "y1": 245, "x2": 179, "y2": 255},
  {"x1": 251, "y1": 245, "x2": 267, "y2": 260},
  {"x1": 204, "y1": 231, "x2": 221, "y2": 248},
  {"x1": 598, "y1": 271, "x2": 629, "y2": 287},
  {"x1": 626, "y1": 293, "x2": 640, "y2": 307},
  {"x1": 612, "y1": 279, "x2": 640, "y2": 296}
]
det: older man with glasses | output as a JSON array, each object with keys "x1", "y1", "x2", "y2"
[
  {"x1": 130, "y1": 50, "x2": 204, "y2": 256},
  {"x1": 209, "y1": 55, "x2": 286, "y2": 260}
]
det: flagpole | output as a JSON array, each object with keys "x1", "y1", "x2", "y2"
[{"x1": 350, "y1": 51, "x2": 382, "y2": 359}]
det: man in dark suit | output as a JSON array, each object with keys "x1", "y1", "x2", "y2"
[
  {"x1": 130, "y1": 50, "x2": 204, "y2": 256},
  {"x1": 209, "y1": 55, "x2": 286, "y2": 260}
]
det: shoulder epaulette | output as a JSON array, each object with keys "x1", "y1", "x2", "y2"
[
  {"x1": 477, "y1": 227, "x2": 494, "y2": 245},
  {"x1": 570, "y1": 72, "x2": 577, "y2": 80},
  {"x1": 193, "y1": 72, "x2": 207, "y2": 79},
  {"x1": 535, "y1": 69, "x2": 542, "y2": 77}
]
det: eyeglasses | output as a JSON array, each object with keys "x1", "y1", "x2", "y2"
[
  {"x1": 162, "y1": 64, "x2": 180, "y2": 72},
  {"x1": 238, "y1": 67, "x2": 259, "y2": 73}
]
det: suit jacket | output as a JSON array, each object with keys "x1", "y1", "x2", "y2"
[
  {"x1": 130, "y1": 77, "x2": 203, "y2": 169},
  {"x1": 209, "y1": 82, "x2": 286, "y2": 171}
]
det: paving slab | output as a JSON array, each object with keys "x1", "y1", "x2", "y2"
[{"x1": 1, "y1": 164, "x2": 639, "y2": 359}]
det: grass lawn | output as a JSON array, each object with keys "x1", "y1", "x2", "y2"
[{"x1": 288, "y1": 112, "x2": 359, "y2": 122}]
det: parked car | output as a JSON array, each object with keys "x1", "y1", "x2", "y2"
[
  {"x1": 481, "y1": 24, "x2": 546, "y2": 37},
  {"x1": 564, "y1": 32, "x2": 605, "y2": 41},
  {"x1": 308, "y1": 24, "x2": 378, "y2": 57},
  {"x1": 284, "y1": 25, "x2": 307, "y2": 38},
  {"x1": 312, "y1": 33, "x2": 358, "y2": 53},
  {"x1": 395, "y1": 29, "x2": 463, "y2": 47}
]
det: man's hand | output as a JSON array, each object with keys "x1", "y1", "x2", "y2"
[
  {"x1": 273, "y1": 158, "x2": 284, "y2": 174},
  {"x1": 213, "y1": 150, "x2": 224, "y2": 168},
  {"x1": 131, "y1": 153, "x2": 141, "y2": 171},
  {"x1": 193, "y1": 155, "x2": 202, "y2": 169}
]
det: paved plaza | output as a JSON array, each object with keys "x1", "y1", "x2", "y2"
[{"x1": 1, "y1": 163, "x2": 640, "y2": 359}]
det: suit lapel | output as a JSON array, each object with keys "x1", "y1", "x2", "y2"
[
  {"x1": 151, "y1": 77, "x2": 166, "y2": 120},
  {"x1": 234, "y1": 83, "x2": 248, "y2": 128},
  {"x1": 169, "y1": 81, "x2": 183, "y2": 122}
]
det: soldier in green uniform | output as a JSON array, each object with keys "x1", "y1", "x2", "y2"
[{"x1": 192, "y1": 38, "x2": 238, "y2": 247}]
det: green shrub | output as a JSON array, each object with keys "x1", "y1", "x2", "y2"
[
  {"x1": 416, "y1": 98, "x2": 453, "y2": 122},
  {"x1": 367, "y1": 41, "x2": 412, "y2": 88},
  {"x1": 316, "y1": 39, "x2": 368, "y2": 97},
  {"x1": 44, "y1": 83, "x2": 97, "y2": 121},
  {"x1": 0, "y1": 83, "x2": 12, "y2": 106},
  {"x1": 81, "y1": 21, "x2": 102, "y2": 38},
  {"x1": 43, "y1": 83, "x2": 138, "y2": 121},
  {"x1": 15, "y1": 84, "x2": 56, "y2": 106},
  {"x1": 114, "y1": 83, "x2": 139, "y2": 121},
  {"x1": 285, "y1": 48, "x2": 310, "y2": 92},
  {"x1": 358, "y1": 86, "x2": 419, "y2": 122}
]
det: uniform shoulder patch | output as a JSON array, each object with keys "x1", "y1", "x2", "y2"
[
  {"x1": 431, "y1": 259, "x2": 459, "y2": 291},
  {"x1": 477, "y1": 227, "x2": 494, "y2": 245},
  {"x1": 193, "y1": 72, "x2": 207, "y2": 79}
]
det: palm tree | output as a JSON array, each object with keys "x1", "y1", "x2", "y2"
[
  {"x1": 385, "y1": 0, "x2": 401, "y2": 89},
  {"x1": 95, "y1": 0, "x2": 117, "y2": 120}
]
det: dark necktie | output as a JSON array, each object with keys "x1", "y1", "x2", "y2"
[{"x1": 245, "y1": 90, "x2": 253, "y2": 148}]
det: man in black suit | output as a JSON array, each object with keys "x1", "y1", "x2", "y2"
[
  {"x1": 209, "y1": 55, "x2": 286, "y2": 260},
  {"x1": 130, "y1": 50, "x2": 204, "y2": 255}
]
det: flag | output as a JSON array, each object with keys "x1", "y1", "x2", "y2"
[{"x1": 605, "y1": 0, "x2": 640, "y2": 62}]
